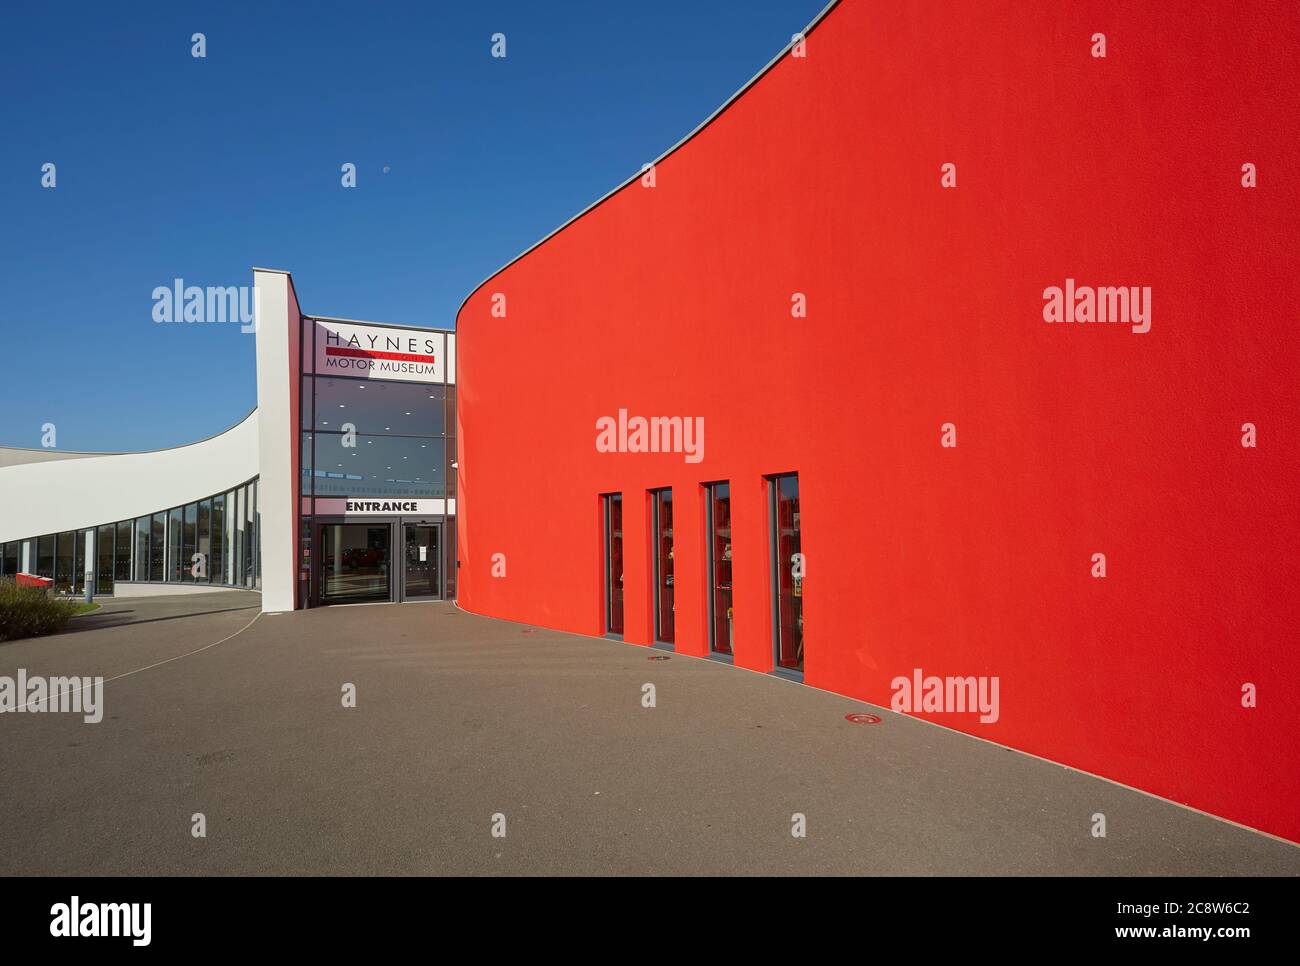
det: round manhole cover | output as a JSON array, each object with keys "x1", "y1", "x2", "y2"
[{"x1": 844, "y1": 712, "x2": 882, "y2": 725}]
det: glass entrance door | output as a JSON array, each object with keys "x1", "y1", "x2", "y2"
[
  {"x1": 321, "y1": 524, "x2": 391, "y2": 604},
  {"x1": 402, "y1": 524, "x2": 440, "y2": 599}
]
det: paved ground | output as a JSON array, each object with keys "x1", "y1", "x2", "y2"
[{"x1": 1, "y1": 592, "x2": 1297, "y2": 875}]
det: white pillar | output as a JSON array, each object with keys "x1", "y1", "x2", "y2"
[{"x1": 253, "y1": 268, "x2": 304, "y2": 612}]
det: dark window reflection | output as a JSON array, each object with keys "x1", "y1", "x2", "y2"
[
  {"x1": 312, "y1": 378, "x2": 446, "y2": 436},
  {"x1": 771, "y1": 474, "x2": 803, "y2": 672},
  {"x1": 322, "y1": 524, "x2": 390, "y2": 603},
  {"x1": 708, "y1": 483, "x2": 732, "y2": 654},
  {"x1": 605, "y1": 494, "x2": 623, "y2": 635},
  {"x1": 115, "y1": 521, "x2": 132, "y2": 581},
  {"x1": 37, "y1": 534, "x2": 54, "y2": 579},
  {"x1": 151, "y1": 513, "x2": 166, "y2": 581},
  {"x1": 653, "y1": 489, "x2": 674, "y2": 643},
  {"x1": 55, "y1": 530, "x2": 74, "y2": 594},
  {"x1": 308, "y1": 433, "x2": 445, "y2": 498},
  {"x1": 97, "y1": 525, "x2": 115, "y2": 593}
]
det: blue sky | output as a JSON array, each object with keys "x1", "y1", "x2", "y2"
[{"x1": 0, "y1": 0, "x2": 825, "y2": 451}]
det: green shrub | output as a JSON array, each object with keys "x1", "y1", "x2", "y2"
[{"x1": 0, "y1": 578, "x2": 80, "y2": 643}]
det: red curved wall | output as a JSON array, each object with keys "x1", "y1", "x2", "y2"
[{"x1": 457, "y1": 0, "x2": 1300, "y2": 842}]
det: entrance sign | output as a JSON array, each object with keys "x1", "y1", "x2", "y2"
[
  {"x1": 313, "y1": 498, "x2": 453, "y2": 517},
  {"x1": 312, "y1": 320, "x2": 447, "y2": 384}
]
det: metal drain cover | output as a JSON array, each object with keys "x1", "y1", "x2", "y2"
[{"x1": 844, "y1": 712, "x2": 882, "y2": 725}]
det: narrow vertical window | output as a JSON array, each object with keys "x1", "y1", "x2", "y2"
[
  {"x1": 37, "y1": 534, "x2": 54, "y2": 580},
  {"x1": 55, "y1": 531, "x2": 75, "y2": 593},
  {"x1": 244, "y1": 482, "x2": 257, "y2": 588},
  {"x1": 769, "y1": 473, "x2": 803, "y2": 673},
  {"x1": 197, "y1": 499, "x2": 212, "y2": 584},
  {"x1": 168, "y1": 506, "x2": 183, "y2": 581},
  {"x1": 134, "y1": 517, "x2": 149, "y2": 581},
  {"x1": 97, "y1": 524, "x2": 115, "y2": 594},
  {"x1": 706, "y1": 482, "x2": 733, "y2": 655},
  {"x1": 115, "y1": 521, "x2": 131, "y2": 581},
  {"x1": 182, "y1": 503, "x2": 197, "y2": 582},
  {"x1": 211, "y1": 494, "x2": 225, "y2": 585},
  {"x1": 651, "y1": 489, "x2": 674, "y2": 644},
  {"x1": 603, "y1": 493, "x2": 624, "y2": 636},
  {"x1": 151, "y1": 513, "x2": 166, "y2": 581}
]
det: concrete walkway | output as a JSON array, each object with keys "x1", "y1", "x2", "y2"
[{"x1": 1, "y1": 593, "x2": 1296, "y2": 875}]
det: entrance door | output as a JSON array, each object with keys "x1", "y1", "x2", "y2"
[
  {"x1": 321, "y1": 523, "x2": 391, "y2": 604},
  {"x1": 402, "y1": 524, "x2": 440, "y2": 599}
]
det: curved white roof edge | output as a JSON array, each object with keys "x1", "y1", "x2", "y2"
[
  {"x1": 452, "y1": 0, "x2": 842, "y2": 325},
  {"x1": 0, "y1": 407, "x2": 259, "y2": 462},
  {"x1": 0, "y1": 409, "x2": 261, "y2": 544}
]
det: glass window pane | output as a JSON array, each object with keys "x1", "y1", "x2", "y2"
[
  {"x1": 245, "y1": 481, "x2": 256, "y2": 588},
  {"x1": 709, "y1": 483, "x2": 732, "y2": 654},
  {"x1": 197, "y1": 499, "x2": 211, "y2": 583},
  {"x1": 37, "y1": 534, "x2": 54, "y2": 579},
  {"x1": 307, "y1": 434, "x2": 445, "y2": 499},
  {"x1": 2, "y1": 542, "x2": 18, "y2": 577},
  {"x1": 168, "y1": 507, "x2": 183, "y2": 581},
  {"x1": 771, "y1": 475, "x2": 803, "y2": 672},
  {"x1": 300, "y1": 432, "x2": 314, "y2": 496},
  {"x1": 312, "y1": 377, "x2": 446, "y2": 437},
  {"x1": 234, "y1": 487, "x2": 246, "y2": 586},
  {"x1": 115, "y1": 521, "x2": 132, "y2": 581},
  {"x1": 150, "y1": 513, "x2": 165, "y2": 581},
  {"x1": 72, "y1": 531, "x2": 86, "y2": 594},
  {"x1": 604, "y1": 494, "x2": 623, "y2": 635},
  {"x1": 97, "y1": 524, "x2": 115, "y2": 593},
  {"x1": 134, "y1": 518, "x2": 149, "y2": 580},
  {"x1": 55, "y1": 531, "x2": 75, "y2": 594},
  {"x1": 225, "y1": 490, "x2": 237, "y2": 584},
  {"x1": 653, "y1": 489, "x2": 674, "y2": 643},
  {"x1": 211, "y1": 494, "x2": 225, "y2": 584},
  {"x1": 321, "y1": 523, "x2": 390, "y2": 603},
  {"x1": 182, "y1": 503, "x2": 197, "y2": 582}
]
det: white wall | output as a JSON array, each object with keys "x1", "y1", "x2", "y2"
[
  {"x1": 0, "y1": 411, "x2": 259, "y2": 543},
  {"x1": 253, "y1": 268, "x2": 302, "y2": 612}
]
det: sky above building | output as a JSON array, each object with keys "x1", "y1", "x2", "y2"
[{"x1": 0, "y1": 0, "x2": 825, "y2": 451}]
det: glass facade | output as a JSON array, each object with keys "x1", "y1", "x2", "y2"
[
  {"x1": 769, "y1": 474, "x2": 803, "y2": 673},
  {"x1": 707, "y1": 482, "x2": 733, "y2": 655},
  {"x1": 6, "y1": 477, "x2": 259, "y2": 595},
  {"x1": 304, "y1": 434, "x2": 446, "y2": 499},
  {"x1": 298, "y1": 317, "x2": 456, "y2": 608}
]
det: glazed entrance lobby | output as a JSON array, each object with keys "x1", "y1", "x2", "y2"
[
  {"x1": 298, "y1": 316, "x2": 457, "y2": 607},
  {"x1": 317, "y1": 522, "x2": 441, "y2": 605}
]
